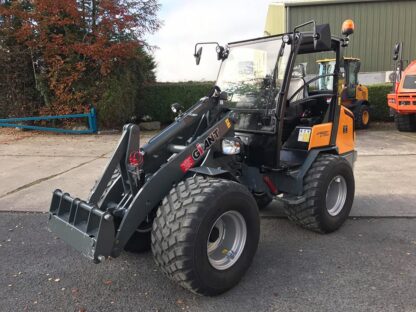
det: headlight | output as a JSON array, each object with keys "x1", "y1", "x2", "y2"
[
  {"x1": 222, "y1": 138, "x2": 241, "y2": 155},
  {"x1": 283, "y1": 34, "x2": 291, "y2": 44}
]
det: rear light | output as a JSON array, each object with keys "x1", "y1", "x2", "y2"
[{"x1": 129, "y1": 151, "x2": 144, "y2": 167}]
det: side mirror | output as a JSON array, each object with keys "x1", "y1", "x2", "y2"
[
  {"x1": 171, "y1": 103, "x2": 183, "y2": 115},
  {"x1": 219, "y1": 91, "x2": 228, "y2": 101},
  {"x1": 194, "y1": 47, "x2": 203, "y2": 65},
  {"x1": 314, "y1": 23, "x2": 331, "y2": 50},
  {"x1": 393, "y1": 42, "x2": 402, "y2": 61}
]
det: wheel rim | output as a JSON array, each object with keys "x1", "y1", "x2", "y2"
[
  {"x1": 326, "y1": 175, "x2": 347, "y2": 216},
  {"x1": 207, "y1": 210, "x2": 247, "y2": 270},
  {"x1": 362, "y1": 110, "x2": 369, "y2": 125}
]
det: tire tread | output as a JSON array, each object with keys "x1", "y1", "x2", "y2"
[
  {"x1": 284, "y1": 154, "x2": 346, "y2": 233},
  {"x1": 395, "y1": 114, "x2": 416, "y2": 132},
  {"x1": 152, "y1": 176, "x2": 254, "y2": 295}
]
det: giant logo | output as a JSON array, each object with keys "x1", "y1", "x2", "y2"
[
  {"x1": 192, "y1": 128, "x2": 220, "y2": 160},
  {"x1": 180, "y1": 128, "x2": 220, "y2": 173}
]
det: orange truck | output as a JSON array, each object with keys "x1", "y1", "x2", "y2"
[{"x1": 388, "y1": 42, "x2": 416, "y2": 132}]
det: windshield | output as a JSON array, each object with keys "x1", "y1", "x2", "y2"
[
  {"x1": 216, "y1": 37, "x2": 290, "y2": 132},
  {"x1": 318, "y1": 61, "x2": 335, "y2": 91}
]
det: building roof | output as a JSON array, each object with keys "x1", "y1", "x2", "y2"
[{"x1": 272, "y1": 0, "x2": 396, "y2": 7}]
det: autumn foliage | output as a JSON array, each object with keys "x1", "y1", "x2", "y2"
[{"x1": 0, "y1": 0, "x2": 159, "y2": 126}]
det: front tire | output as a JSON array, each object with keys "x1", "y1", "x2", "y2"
[
  {"x1": 355, "y1": 104, "x2": 370, "y2": 129},
  {"x1": 151, "y1": 176, "x2": 260, "y2": 296},
  {"x1": 284, "y1": 154, "x2": 355, "y2": 233}
]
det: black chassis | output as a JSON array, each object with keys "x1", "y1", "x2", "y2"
[{"x1": 49, "y1": 27, "x2": 354, "y2": 262}]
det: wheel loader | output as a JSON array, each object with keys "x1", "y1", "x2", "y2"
[
  {"x1": 388, "y1": 42, "x2": 416, "y2": 132},
  {"x1": 48, "y1": 19, "x2": 357, "y2": 296},
  {"x1": 317, "y1": 57, "x2": 370, "y2": 129}
]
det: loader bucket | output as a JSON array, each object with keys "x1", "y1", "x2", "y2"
[{"x1": 49, "y1": 190, "x2": 115, "y2": 262}]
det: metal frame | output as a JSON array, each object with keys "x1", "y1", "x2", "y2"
[{"x1": 0, "y1": 107, "x2": 97, "y2": 134}]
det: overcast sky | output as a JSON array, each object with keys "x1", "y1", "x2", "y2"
[{"x1": 148, "y1": 0, "x2": 274, "y2": 82}]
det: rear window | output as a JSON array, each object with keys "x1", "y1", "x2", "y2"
[{"x1": 403, "y1": 75, "x2": 416, "y2": 89}]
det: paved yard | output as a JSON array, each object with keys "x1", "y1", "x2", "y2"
[
  {"x1": 1, "y1": 123, "x2": 416, "y2": 216},
  {"x1": 0, "y1": 130, "x2": 154, "y2": 212},
  {"x1": 0, "y1": 123, "x2": 416, "y2": 312},
  {"x1": 1, "y1": 214, "x2": 415, "y2": 312}
]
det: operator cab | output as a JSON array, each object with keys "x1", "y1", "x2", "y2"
[{"x1": 214, "y1": 28, "x2": 342, "y2": 170}]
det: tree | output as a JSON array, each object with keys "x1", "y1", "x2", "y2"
[
  {"x1": 0, "y1": 0, "x2": 160, "y2": 125},
  {"x1": 0, "y1": 0, "x2": 42, "y2": 118}
]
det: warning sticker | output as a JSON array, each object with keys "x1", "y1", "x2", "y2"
[{"x1": 298, "y1": 128, "x2": 311, "y2": 143}]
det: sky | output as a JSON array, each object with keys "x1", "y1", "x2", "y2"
[{"x1": 148, "y1": 0, "x2": 274, "y2": 82}]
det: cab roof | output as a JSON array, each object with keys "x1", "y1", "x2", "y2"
[{"x1": 229, "y1": 32, "x2": 342, "y2": 52}]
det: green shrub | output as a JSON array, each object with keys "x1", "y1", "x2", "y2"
[
  {"x1": 367, "y1": 83, "x2": 393, "y2": 121},
  {"x1": 137, "y1": 82, "x2": 213, "y2": 123},
  {"x1": 97, "y1": 51, "x2": 157, "y2": 128},
  {"x1": 136, "y1": 82, "x2": 393, "y2": 125},
  {"x1": 97, "y1": 69, "x2": 138, "y2": 128}
]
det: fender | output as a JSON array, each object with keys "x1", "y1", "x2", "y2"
[
  {"x1": 276, "y1": 146, "x2": 356, "y2": 206},
  {"x1": 274, "y1": 147, "x2": 338, "y2": 196}
]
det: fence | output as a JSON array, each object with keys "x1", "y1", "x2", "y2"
[{"x1": 0, "y1": 108, "x2": 97, "y2": 134}]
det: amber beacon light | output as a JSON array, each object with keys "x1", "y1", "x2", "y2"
[{"x1": 342, "y1": 19, "x2": 355, "y2": 36}]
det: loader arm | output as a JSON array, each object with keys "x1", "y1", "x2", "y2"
[{"x1": 49, "y1": 109, "x2": 234, "y2": 262}]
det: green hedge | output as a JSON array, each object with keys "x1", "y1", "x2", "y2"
[
  {"x1": 136, "y1": 82, "x2": 213, "y2": 123},
  {"x1": 136, "y1": 82, "x2": 393, "y2": 124},
  {"x1": 367, "y1": 83, "x2": 392, "y2": 121}
]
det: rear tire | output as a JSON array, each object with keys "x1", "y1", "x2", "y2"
[
  {"x1": 284, "y1": 154, "x2": 355, "y2": 233},
  {"x1": 394, "y1": 113, "x2": 416, "y2": 132},
  {"x1": 355, "y1": 104, "x2": 370, "y2": 129},
  {"x1": 151, "y1": 176, "x2": 260, "y2": 296}
]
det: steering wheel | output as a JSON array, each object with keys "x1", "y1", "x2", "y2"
[{"x1": 287, "y1": 73, "x2": 335, "y2": 103}]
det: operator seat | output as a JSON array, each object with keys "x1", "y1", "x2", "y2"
[
  {"x1": 282, "y1": 76, "x2": 309, "y2": 142},
  {"x1": 287, "y1": 63, "x2": 308, "y2": 103}
]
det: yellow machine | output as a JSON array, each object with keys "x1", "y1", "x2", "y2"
[{"x1": 318, "y1": 57, "x2": 370, "y2": 129}]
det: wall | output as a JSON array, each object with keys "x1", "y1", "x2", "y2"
[
  {"x1": 264, "y1": 3, "x2": 286, "y2": 36},
  {"x1": 287, "y1": 0, "x2": 416, "y2": 72}
]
